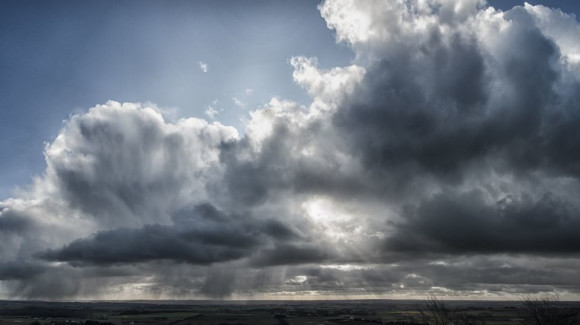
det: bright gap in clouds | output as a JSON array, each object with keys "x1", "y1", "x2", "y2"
[{"x1": 1, "y1": 0, "x2": 580, "y2": 300}]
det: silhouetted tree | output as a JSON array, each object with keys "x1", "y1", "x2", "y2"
[
  {"x1": 418, "y1": 294, "x2": 486, "y2": 325},
  {"x1": 520, "y1": 294, "x2": 579, "y2": 325}
]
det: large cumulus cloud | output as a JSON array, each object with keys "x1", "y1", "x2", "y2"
[{"x1": 1, "y1": 0, "x2": 580, "y2": 299}]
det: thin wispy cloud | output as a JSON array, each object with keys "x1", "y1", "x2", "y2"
[
  {"x1": 204, "y1": 99, "x2": 220, "y2": 119},
  {"x1": 232, "y1": 97, "x2": 245, "y2": 108}
]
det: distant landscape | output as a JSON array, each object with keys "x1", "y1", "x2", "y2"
[{"x1": 0, "y1": 298, "x2": 579, "y2": 325}]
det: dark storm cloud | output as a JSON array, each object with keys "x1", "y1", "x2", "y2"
[
  {"x1": 249, "y1": 243, "x2": 332, "y2": 266},
  {"x1": 40, "y1": 224, "x2": 253, "y2": 265},
  {"x1": 273, "y1": 258, "x2": 580, "y2": 295},
  {"x1": 256, "y1": 257, "x2": 580, "y2": 296},
  {"x1": 420, "y1": 261, "x2": 580, "y2": 289},
  {"x1": 218, "y1": 131, "x2": 291, "y2": 206},
  {"x1": 200, "y1": 268, "x2": 238, "y2": 298},
  {"x1": 0, "y1": 211, "x2": 32, "y2": 233},
  {"x1": 218, "y1": 112, "x2": 372, "y2": 207},
  {"x1": 40, "y1": 203, "x2": 311, "y2": 266},
  {"x1": 333, "y1": 14, "x2": 562, "y2": 183},
  {"x1": 368, "y1": 257, "x2": 580, "y2": 294},
  {"x1": 4, "y1": 266, "x2": 112, "y2": 299},
  {"x1": 39, "y1": 204, "x2": 248, "y2": 265},
  {"x1": 217, "y1": 120, "x2": 352, "y2": 206},
  {"x1": 0, "y1": 261, "x2": 45, "y2": 280},
  {"x1": 387, "y1": 190, "x2": 580, "y2": 255}
]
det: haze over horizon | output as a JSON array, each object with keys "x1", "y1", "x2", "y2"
[{"x1": 1, "y1": 0, "x2": 580, "y2": 301}]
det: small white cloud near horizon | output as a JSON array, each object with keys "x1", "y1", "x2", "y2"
[
  {"x1": 198, "y1": 61, "x2": 208, "y2": 73},
  {"x1": 244, "y1": 88, "x2": 253, "y2": 95}
]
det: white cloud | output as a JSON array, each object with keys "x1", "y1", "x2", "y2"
[
  {"x1": 198, "y1": 61, "x2": 208, "y2": 72},
  {"x1": 291, "y1": 56, "x2": 365, "y2": 114},
  {"x1": 205, "y1": 106, "x2": 219, "y2": 119},
  {"x1": 232, "y1": 97, "x2": 245, "y2": 108},
  {"x1": 205, "y1": 99, "x2": 221, "y2": 119},
  {"x1": 524, "y1": 3, "x2": 580, "y2": 66}
]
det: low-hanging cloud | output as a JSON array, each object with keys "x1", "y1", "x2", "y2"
[
  {"x1": 387, "y1": 191, "x2": 580, "y2": 255},
  {"x1": 1, "y1": 0, "x2": 580, "y2": 299},
  {"x1": 40, "y1": 203, "x2": 308, "y2": 266}
]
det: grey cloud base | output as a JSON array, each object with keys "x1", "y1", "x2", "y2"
[{"x1": 1, "y1": 0, "x2": 580, "y2": 299}]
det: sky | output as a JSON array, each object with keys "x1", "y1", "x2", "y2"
[{"x1": 0, "y1": 0, "x2": 580, "y2": 300}]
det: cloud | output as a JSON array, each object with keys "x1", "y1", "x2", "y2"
[
  {"x1": 524, "y1": 3, "x2": 580, "y2": 66},
  {"x1": 2, "y1": 0, "x2": 580, "y2": 299},
  {"x1": 0, "y1": 210, "x2": 32, "y2": 233},
  {"x1": 198, "y1": 61, "x2": 208, "y2": 72},
  {"x1": 0, "y1": 261, "x2": 45, "y2": 281},
  {"x1": 249, "y1": 243, "x2": 333, "y2": 267},
  {"x1": 40, "y1": 203, "x2": 307, "y2": 266},
  {"x1": 386, "y1": 191, "x2": 580, "y2": 256},
  {"x1": 44, "y1": 101, "x2": 237, "y2": 228},
  {"x1": 41, "y1": 224, "x2": 252, "y2": 266},
  {"x1": 232, "y1": 97, "x2": 245, "y2": 108},
  {"x1": 204, "y1": 106, "x2": 219, "y2": 119},
  {"x1": 205, "y1": 99, "x2": 221, "y2": 119}
]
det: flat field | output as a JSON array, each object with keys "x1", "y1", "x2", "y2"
[{"x1": 0, "y1": 299, "x2": 578, "y2": 324}]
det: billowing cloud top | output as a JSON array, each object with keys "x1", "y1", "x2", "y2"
[{"x1": 1, "y1": 0, "x2": 580, "y2": 300}]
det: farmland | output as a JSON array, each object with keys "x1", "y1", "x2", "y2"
[{"x1": 0, "y1": 299, "x2": 579, "y2": 324}]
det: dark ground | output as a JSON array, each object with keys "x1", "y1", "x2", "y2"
[{"x1": 0, "y1": 299, "x2": 578, "y2": 324}]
